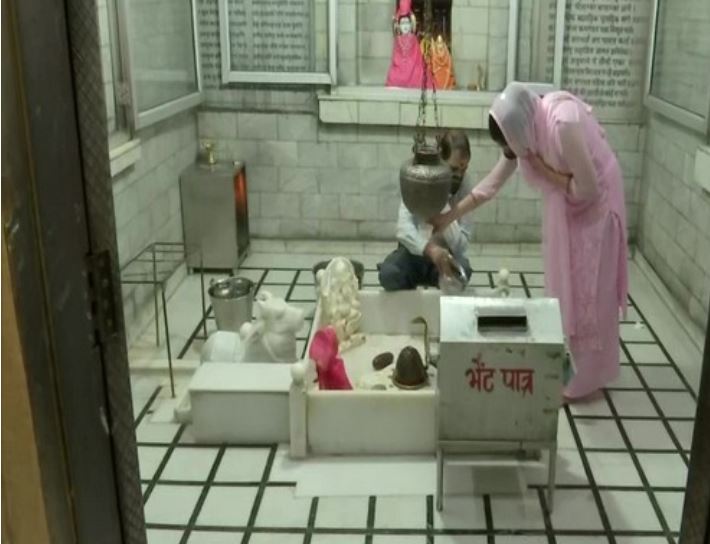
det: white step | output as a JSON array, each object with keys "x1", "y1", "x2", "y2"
[{"x1": 188, "y1": 362, "x2": 292, "y2": 444}]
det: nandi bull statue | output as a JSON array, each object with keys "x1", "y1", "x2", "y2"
[
  {"x1": 315, "y1": 257, "x2": 365, "y2": 353},
  {"x1": 239, "y1": 290, "x2": 305, "y2": 363}
]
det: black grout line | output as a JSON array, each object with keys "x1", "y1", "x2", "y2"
[
  {"x1": 141, "y1": 479, "x2": 296, "y2": 488},
  {"x1": 365, "y1": 496, "x2": 376, "y2": 544},
  {"x1": 143, "y1": 425, "x2": 186, "y2": 504},
  {"x1": 177, "y1": 303, "x2": 213, "y2": 359},
  {"x1": 285, "y1": 269, "x2": 301, "y2": 301},
  {"x1": 536, "y1": 487, "x2": 557, "y2": 544},
  {"x1": 146, "y1": 522, "x2": 676, "y2": 538},
  {"x1": 626, "y1": 295, "x2": 698, "y2": 401},
  {"x1": 302, "y1": 497, "x2": 319, "y2": 544},
  {"x1": 179, "y1": 446, "x2": 227, "y2": 544},
  {"x1": 563, "y1": 405, "x2": 617, "y2": 544},
  {"x1": 426, "y1": 495, "x2": 434, "y2": 544},
  {"x1": 572, "y1": 414, "x2": 695, "y2": 422},
  {"x1": 602, "y1": 389, "x2": 676, "y2": 542},
  {"x1": 483, "y1": 494, "x2": 494, "y2": 544},
  {"x1": 620, "y1": 341, "x2": 691, "y2": 467},
  {"x1": 134, "y1": 385, "x2": 162, "y2": 428},
  {"x1": 520, "y1": 272, "x2": 532, "y2": 299},
  {"x1": 241, "y1": 444, "x2": 278, "y2": 544}
]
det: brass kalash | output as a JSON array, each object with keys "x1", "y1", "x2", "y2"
[
  {"x1": 398, "y1": 0, "x2": 452, "y2": 221},
  {"x1": 398, "y1": 0, "x2": 467, "y2": 288}
]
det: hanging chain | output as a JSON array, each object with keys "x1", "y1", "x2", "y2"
[{"x1": 414, "y1": 0, "x2": 440, "y2": 149}]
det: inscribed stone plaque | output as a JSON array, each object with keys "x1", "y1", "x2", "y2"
[
  {"x1": 228, "y1": 0, "x2": 312, "y2": 72},
  {"x1": 562, "y1": 0, "x2": 651, "y2": 122}
]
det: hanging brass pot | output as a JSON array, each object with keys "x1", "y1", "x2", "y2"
[{"x1": 399, "y1": 143, "x2": 452, "y2": 221}]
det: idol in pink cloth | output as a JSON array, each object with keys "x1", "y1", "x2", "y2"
[
  {"x1": 433, "y1": 82, "x2": 628, "y2": 401},
  {"x1": 309, "y1": 326, "x2": 353, "y2": 390},
  {"x1": 385, "y1": 0, "x2": 426, "y2": 88}
]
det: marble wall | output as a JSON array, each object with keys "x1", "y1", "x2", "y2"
[
  {"x1": 112, "y1": 112, "x2": 198, "y2": 345},
  {"x1": 197, "y1": 111, "x2": 643, "y2": 242},
  {"x1": 638, "y1": 115, "x2": 710, "y2": 331}
]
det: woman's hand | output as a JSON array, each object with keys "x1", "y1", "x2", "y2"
[
  {"x1": 429, "y1": 209, "x2": 456, "y2": 234},
  {"x1": 527, "y1": 153, "x2": 572, "y2": 191}
]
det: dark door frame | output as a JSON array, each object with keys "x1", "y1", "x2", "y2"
[
  {"x1": 680, "y1": 301, "x2": 710, "y2": 544},
  {"x1": 3, "y1": 0, "x2": 145, "y2": 542}
]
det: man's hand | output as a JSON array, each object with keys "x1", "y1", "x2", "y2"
[{"x1": 425, "y1": 242, "x2": 456, "y2": 279}]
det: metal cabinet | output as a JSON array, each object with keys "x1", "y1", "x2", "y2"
[{"x1": 180, "y1": 161, "x2": 250, "y2": 270}]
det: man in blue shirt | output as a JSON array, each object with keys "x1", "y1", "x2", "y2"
[{"x1": 378, "y1": 130, "x2": 474, "y2": 290}]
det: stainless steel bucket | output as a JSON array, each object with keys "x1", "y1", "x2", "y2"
[{"x1": 208, "y1": 276, "x2": 254, "y2": 332}]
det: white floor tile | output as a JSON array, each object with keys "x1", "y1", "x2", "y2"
[
  {"x1": 435, "y1": 536, "x2": 488, "y2": 544},
  {"x1": 161, "y1": 448, "x2": 219, "y2": 482},
  {"x1": 234, "y1": 269, "x2": 265, "y2": 282},
  {"x1": 668, "y1": 420, "x2": 695, "y2": 450},
  {"x1": 196, "y1": 486, "x2": 257, "y2": 528},
  {"x1": 587, "y1": 451, "x2": 642, "y2": 487},
  {"x1": 523, "y1": 448, "x2": 589, "y2": 487},
  {"x1": 620, "y1": 323, "x2": 655, "y2": 343},
  {"x1": 636, "y1": 453, "x2": 688, "y2": 488},
  {"x1": 495, "y1": 538, "x2": 547, "y2": 544},
  {"x1": 433, "y1": 495, "x2": 486, "y2": 530},
  {"x1": 609, "y1": 366, "x2": 643, "y2": 389},
  {"x1": 371, "y1": 536, "x2": 427, "y2": 544},
  {"x1": 555, "y1": 538, "x2": 609, "y2": 544},
  {"x1": 315, "y1": 496, "x2": 369, "y2": 528},
  {"x1": 626, "y1": 344, "x2": 669, "y2": 365},
  {"x1": 615, "y1": 538, "x2": 669, "y2": 544},
  {"x1": 254, "y1": 487, "x2": 311, "y2": 528},
  {"x1": 373, "y1": 496, "x2": 428, "y2": 529},
  {"x1": 187, "y1": 531, "x2": 242, "y2": 543},
  {"x1": 139, "y1": 446, "x2": 169, "y2": 481},
  {"x1": 310, "y1": 536, "x2": 365, "y2": 544},
  {"x1": 568, "y1": 396, "x2": 612, "y2": 417},
  {"x1": 623, "y1": 420, "x2": 676, "y2": 451},
  {"x1": 264, "y1": 270, "x2": 297, "y2": 284},
  {"x1": 257, "y1": 284, "x2": 290, "y2": 299},
  {"x1": 576, "y1": 419, "x2": 625, "y2": 449},
  {"x1": 654, "y1": 491, "x2": 684, "y2": 532},
  {"x1": 146, "y1": 529, "x2": 184, "y2": 544},
  {"x1": 215, "y1": 448, "x2": 270, "y2": 482},
  {"x1": 490, "y1": 490, "x2": 545, "y2": 530},
  {"x1": 289, "y1": 285, "x2": 316, "y2": 301},
  {"x1": 607, "y1": 391, "x2": 657, "y2": 417},
  {"x1": 549, "y1": 489, "x2": 604, "y2": 531},
  {"x1": 144, "y1": 484, "x2": 202, "y2": 525},
  {"x1": 248, "y1": 533, "x2": 304, "y2": 544},
  {"x1": 639, "y1": 366, "x2": 688, "y2": 390},
  {"x1": 136, "y1": 420, "x2": 180, "y2": 444},
  {"x1": 600, "y1": 490, "x2": 663, "y2": 531},
  {"x1": 653, "y1": 391, "x2": 697, "y2": 418}
]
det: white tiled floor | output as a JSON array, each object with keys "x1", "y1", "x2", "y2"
[{"x1": 129, "y1": 240, "x2": 703, "y2": 544}]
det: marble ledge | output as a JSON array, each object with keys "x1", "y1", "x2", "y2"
[{"x1": 318, "y1": 87, "x2": 496, "y2": 129}]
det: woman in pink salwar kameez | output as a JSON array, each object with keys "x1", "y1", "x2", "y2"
[{"x1": 433, "y1": 82, "x2": 628, "y2": 401}]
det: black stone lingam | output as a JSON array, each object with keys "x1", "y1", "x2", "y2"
[{"x1": 392, "y1": 346, "x2": 428, "y2": 389}]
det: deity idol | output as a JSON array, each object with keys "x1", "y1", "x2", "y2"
[
  {"x1": 428, "y1": 35, "x2": 456, "y2": 90},
  {"x1": 385, "y1": 0, "x2": 426, "y2": 88}
]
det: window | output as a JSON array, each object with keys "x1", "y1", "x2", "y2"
[
  {"x1": 645, "y1": 0, "x2": 710, "y2": 134},
  {"x1": 99, "y1": 0, "x2": 202, "y2": 140},
  {"x1": 218, "y1": 0, "x2": 337, "y2": 84}
]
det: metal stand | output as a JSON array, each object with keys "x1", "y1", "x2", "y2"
[{"x1": 120, "y1": 242, "x2": 206, "y2": 397}]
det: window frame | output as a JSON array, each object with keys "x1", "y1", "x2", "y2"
[
  {"x1": 218, "y1": 0, "x2": 338, "y2": 86},
  {"x1": 644, "y1": 0, "x2": 710, "y2": 136},
  {"x1": 115, "y1": 0, "x2": 203, "y2": 130}
]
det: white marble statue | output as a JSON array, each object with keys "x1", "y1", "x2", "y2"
[
  {"x1": 239, "y1": 291, "x2": 305, "y2": 363},
  {"x1": 200, "y1": 331, "x2": 243, "y2": 363},
  {"x1": 315, "y1": 257, "x2": 365, "y2": 353}
]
